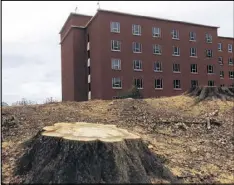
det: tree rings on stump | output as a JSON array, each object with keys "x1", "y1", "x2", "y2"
[
  {"x1": 15, "y1": 122, "x2": 180, "y2": 184},
  {"x1": 42, "y1": 122, "x2": 140, "y2": 142}
]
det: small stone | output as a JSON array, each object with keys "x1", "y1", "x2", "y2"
[
  {"x1": 189, "y1": 146, "x2": 197, "y2": 153},
  {"x1": 148, "y1": 144, "x2": 154, "y2": 149},
  {"x1": 109, "y1": 102, "x2": 114, "y2": 106}
]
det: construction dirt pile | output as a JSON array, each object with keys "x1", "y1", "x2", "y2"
[{"x1": 2, "y1": 95, "x2": 234, "y2": 184}]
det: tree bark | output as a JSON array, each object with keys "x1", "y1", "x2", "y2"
[
  {"x1": 186, "y1": 86, "x2": 234, "y2": 102},
  {"x1": 15, "y1": 122, "x2": 180, "y2": 184}
]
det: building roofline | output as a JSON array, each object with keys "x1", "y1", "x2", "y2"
[
  {"x1": 60, "y1": 26, "x2": 85, "y2": 45},
  {"x1": 218, "y1": 36, "x2": 234, "y2": 40},
  {"x1": 59, "y1": 12, "x2": 92, "y2": 34},
  {"x1": 97, "y1": 9, "x2": 220, "y2": 29}
]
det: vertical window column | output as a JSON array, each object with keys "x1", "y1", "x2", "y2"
[{"x1": 87, "y1": 34, "x2": 91, "y2": 100}]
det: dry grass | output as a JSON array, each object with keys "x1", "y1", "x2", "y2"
[
  {"x1": 146, "y1": 95, "x2": 233, "y2": 117},
  {"x1": 2, "y1": 95, "x2": 234, "y2": 184}
]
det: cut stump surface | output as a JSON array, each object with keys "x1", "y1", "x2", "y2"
[
  {"x1": 15, "y1": 122, "x2": 180, "y2": 184},
  {"x1": 42, "y1": 122, "x2": 140, "y2": 142}
]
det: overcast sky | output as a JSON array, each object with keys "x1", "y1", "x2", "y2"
[{"x1": 2, "y1": 1, "x2": 234, "y2": 105}]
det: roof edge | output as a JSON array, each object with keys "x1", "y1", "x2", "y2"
[
  {"x1": 59, "y1": 13, "x2": 92, "y2": 34},
  {"x1": 98, "y1": 9, "x2": 220, "y2": 29},
  {"x1": 218, "y1": 36, "x2": 234, "y2": 40},
  {"x1": 60, "y1": 25, "x2": 86, "y2": 45}
]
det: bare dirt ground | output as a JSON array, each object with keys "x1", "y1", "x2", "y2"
[{"x1": 2, "y1": 95, "x2": 234, "y2": 183}]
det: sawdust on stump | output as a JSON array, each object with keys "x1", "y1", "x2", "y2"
[
  {"x1": 186, "y1": 86, "x2": 234, "y2": 102},
  {"x1": 15, "y1": 122, "x2": 179, "y2": 184}
]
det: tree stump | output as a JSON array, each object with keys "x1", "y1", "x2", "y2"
[
  {"x1": 15, "y1": 122, "x2": 179, "y2": 184},
  {"x1": 186, "y1": 86, "x2": 234, "y2": 102}
]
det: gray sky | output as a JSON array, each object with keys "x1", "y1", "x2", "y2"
[{"x1": 2, "y1": 1, "x2": 234, "y2": 105}]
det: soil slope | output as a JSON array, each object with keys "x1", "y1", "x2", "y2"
[{"x1": 2, "y1": 96, "x2": 234, "y2": 183}]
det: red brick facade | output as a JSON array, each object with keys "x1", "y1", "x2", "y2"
[{"x1": 60, "y1": 9, "x2": 234, "y2": 101}]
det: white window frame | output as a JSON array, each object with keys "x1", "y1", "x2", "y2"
[
  {"x1": 190, "y1": 48, "x2": 197, "y2": 57},
  {"x1": 132, "y1": 42, "x2": 142, "y2": 53},
  {"x1": 206, "y1": 33, "x2": 212, "y2": 43},
  {"x1": 220, "y1": 71, "x2": 224, "y2": 78},
  {"x1": 132, "y1": 24, "x2": 141, "y2": 36},
  {"x1": 206, "y1": 49, "x2": 213, "y2": 58},
  {"x1": 111, "y1": 40, "x2": 121, "y2": 51},
  {"x1": 133, "y1": 60, "x2": 142, "y2": 71},
  {"x1": 155, "y1": 79, "x2": 163, "y2": 89},
  {"x1": 153, "y1": 44, "x2": 162, "y2": 55},
  {"x1": 218, "y1": 43, "x2": 222, "y2": 51},
  {"x1": 110, "y1": 22, "x2": 120, "y2": 33},
  {"x1": 208, "y1": 81, "x2": 214, "y2": 87},
  {"x1": 173, "y1": 46, "x2": 180, "y2": 56},
  {"x1": 172, "y1": 29, "x2": 179, "y2": 39},
  {"x1": 189, "y1": 32, "x2": 196, "y2": 41},
  {"x1": 191, "y1": 80, "x2": 198, "y2": 88},
  {"x1": 218, "y1": 57, "x2": 223, "y2": 65},
  {"x1": 112, "y1": 77, "x2": 122, "y2": 89},
  {"x1": 228, "y1": 44, "x2": 233, "y2": 53},
  {"x1": 229, "y1": 71, "x2": 234, "y2": 79},
  {"x1": 152, "y1": 27, "x2": 161, "y2": 38},
  {"x1": 173, "y1": 80, "x2": 181, "y2": 89},
  {"x1": 134, "y1": 78, "x2": 143, "y2": 89},
  {"x1": 191, "y1": 64, "x2": 198, "y2": 73},
  {"x1": 111, "y1": 58, "x2": 121, "y2": 70},
  {"x1": 173, "y1": 63, "x2": 180, "y2": 73},
  {"x1": 154, "y1": 61, "x2": 162, "y2": 72},
  {"x1": 228, "y1": 58, "x2": 234, "y2": 65},
  {"x1": 207, "y1": 65, "x2": 214, "y2": 74}
]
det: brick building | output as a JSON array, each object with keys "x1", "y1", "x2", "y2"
[{"x1": 60, "y1": 9, "x2": 234, "y2": 102}]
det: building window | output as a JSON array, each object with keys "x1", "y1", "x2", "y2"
[
  {"x1": 173, "y1": 63, "x2": 180, "y2": 73},
  {"x1": 153, "y1": 44, "x2": 162, "y2": 55},
  {"x1": 132, "y1": 24, "x2": 141, "y2": 36},
  {"x1": 155, "y1": 79, "x2": 163, "y2": 89},
  {"x1": 208, "y1": 81, "x2": 214, "y2": 87},
  {"x1": 207, "y1": 65, "x2": 214, "y2": 74},
  {"x1": 229, "y1": 71, "x2": 234, "y2": 79},
  {"x1": 111, "y1": 40, "x2": 121, "y2": 51},
  {"x1": 189, "y1": 32, "x2": 196, "y2": 41},
  {"x1": 191, "y1": 64, "x2": 198, "y2": 73},
  {"x1": 218, "y1": 57, "x2": 223, "y2": 65},
  {"x1": 205, "y1": 33, "x2": 212, "y2": 43},
  {"x1": 190, "y1": 48, "x2": 197, "y2": 57},
  {"x1": 228, "y1": 44, "x2": 233, "y2": 52},
  {"x1": 111, "y1": 58, "x2": 121, "y2": 70},
  {"x1": 132, "y1": 42, "x2": 142, "y2": 53},
  {"x1": 172, "y1": 29, "x2": 179, "y2": 39},
  {"x1": 228, "y1": 58, "x2": 234, "y2": 65},
  {"x1": 191, "y1": 80, "x2": 198, "y2": 88},
  {"x1": 133, "y1": 60, "x2": 142, "y2": 71},
  {"x1": 218, "y1": 43, "x2": 222, "y2": 51},
  {"x1": 110, "y1": 22, "x2": 120, "y2": 33},
  {"x1": 88, "y1": 66, "x2": 91, "y2": 75},
  {"x1": 173, "y1": 80, "x2": 181, "y2": 89},
  {"x1": 134, "y1": 78, "x2": 143, "y2": 89},
  {"x1": 220, "y1": 84, "x2": 225, "y2": 87},
  {"x1": 154, "y1": 61, "x2": 162, "y2": 72},
  {"x1": 112, "y1": 77, "x2": 122, "y2": 89},
  {"x1": 152, "y1": 27, "x2": 161, "y2": 37},
  {"x1": 206, "y1": 49, "x2": 213, "y2": 58},
  {"x1": 172, "y1": 46, "x2": 180, "y2": 56},
  {"x1": 220, "y1": 71, "x2": 224, "y2": 78}
]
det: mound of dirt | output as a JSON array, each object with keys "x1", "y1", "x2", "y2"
[
  {"x1": 15, "y1": 122, "x2": 179, "y2": 184},
  {"x1": 186, "y1": 86, "x2": 234, "y2": 102}
]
